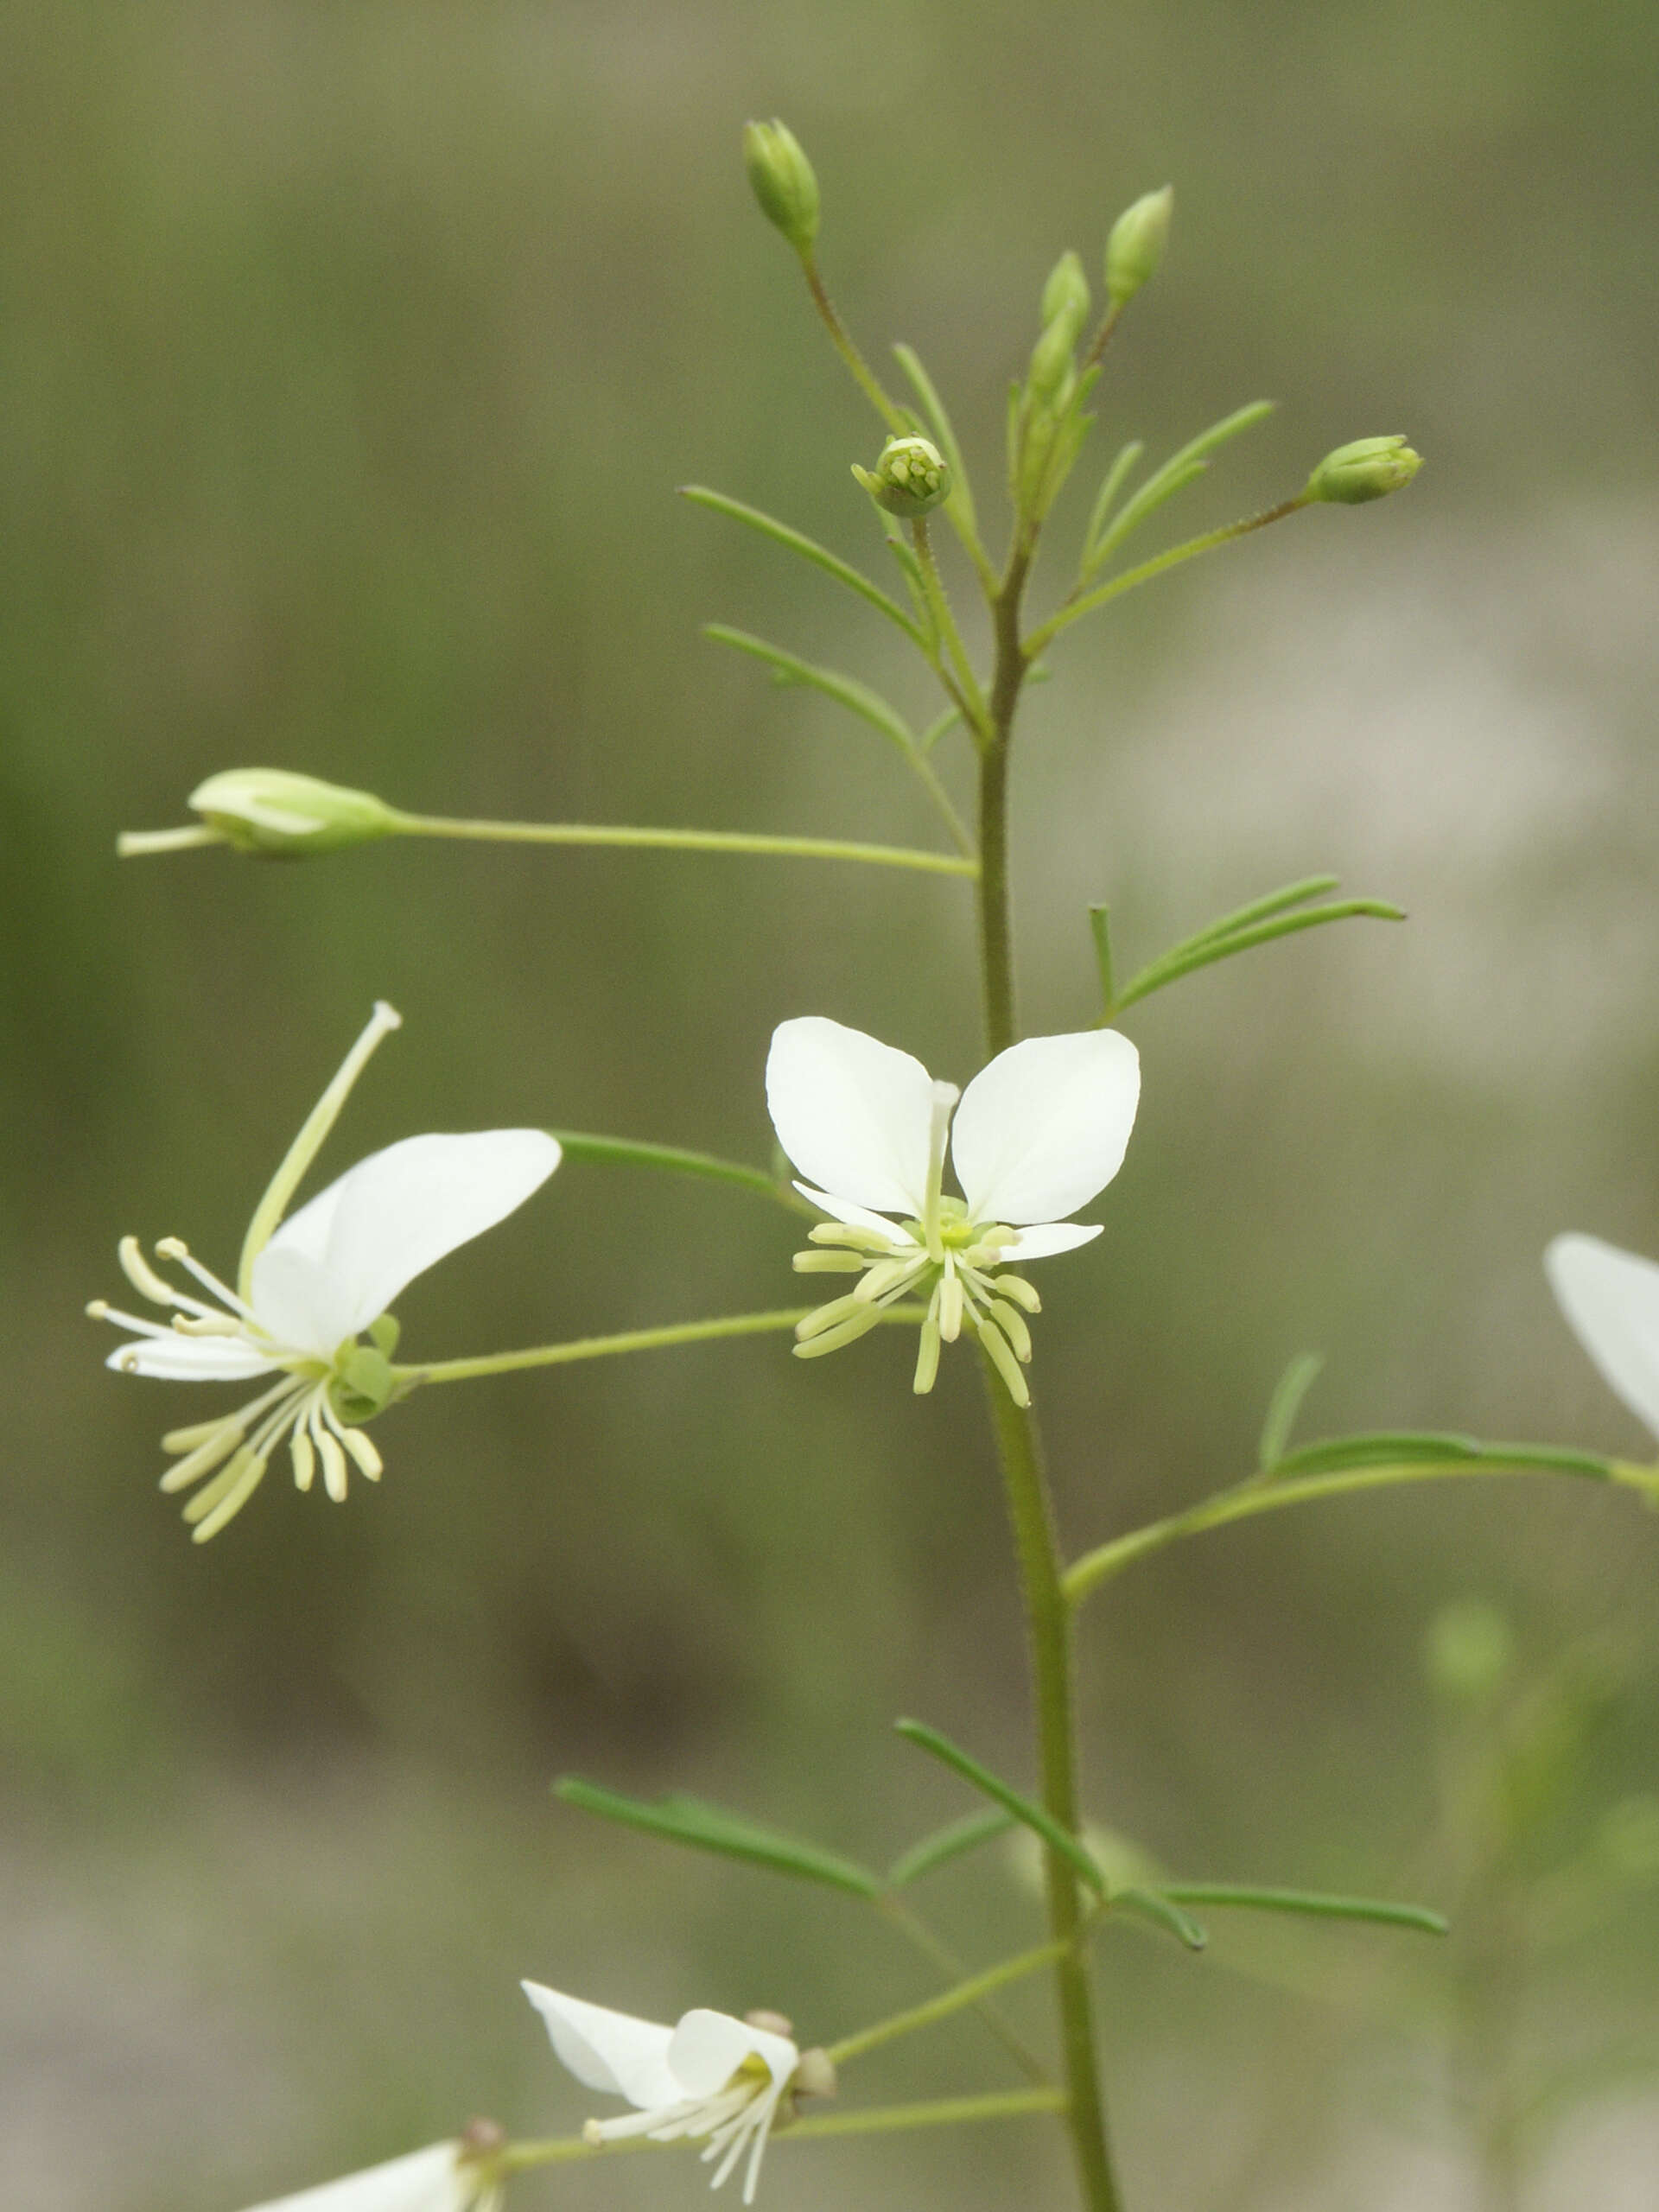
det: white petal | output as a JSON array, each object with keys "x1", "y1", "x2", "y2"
[
  {"x1": 105, "y1": 1336, "x2": 281, "y2": 1382},
  {"x1": 1545, "y1": 1233, "x2": 1659, "y2": 1440},
  {"x1": 522, "y1": 1981, "x2": 683, "y2": 2110},
  {"x1": 1001, "y1": 1221, "x2": 1103, "y2": 1262},
  {"x1": 952, "y1": 1030, "x2": 1140, "y2": 1226},
  {"x1": 766, "y1": 1019, "x2": 935, "y2": 1217},
  {"x1": 239, "y1": 2140, "x2": 471, "y2": 2212},
  {"x1": 254, "y1": 1131, "x2": 562, "y2": 1350},
  {"x1": 794, "y1": 1184, "x2": 919, "y2": 1244},
  {"x1": 668, "y1": 2009, "x2": 798, "y2": 2098}
]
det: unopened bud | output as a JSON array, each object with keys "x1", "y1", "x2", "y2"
[
  {"x1": 851, "y1": 435, "x2": 950, "y2": 519},
  {"x1": 1104, "y1": 186, "x2": 1173, "y2": 306},
  {"x1": 744, "y1": 2009, "x2": 794, "y2": 2037},
  {"x1": 792, "y1": 2048, "x2": 838, "y2": 2102},
  {"x1": 742, "y1": 119, "x2": 820, "y2": 256},
  {"x1": 1306, "y1": 434, "x2": 1423, "y2": 505},
  {"x1": 188, "y1": 768, "x2": 400, "y2": 856},
  {"x1": 1040, "y1": 249, "x2": 1091, "y2": 341},
  {"x1": 1424, "y1": 1599, "x2": 1514, "y2": 1703}
]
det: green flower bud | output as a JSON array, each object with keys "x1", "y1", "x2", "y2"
[
  {"x1": 850, "y1": 435, "x2": 950, "y2": 519},
  {"x1": 742, "y1": 118, "x2": 820, "y2": 256},
  {"x1": 1040, "y1": 249, "x2": 1091, "y2": 341},
  {"x1": 1424, "y1": 1599, "x2": 1514, "y2": 1703},
  {"x1": 1305, "y1": 435, "x2": 1423, "y2": 505},
  {"x1": 1103, "y1": 186, "x2": 1173, "y2": 307},
  {"x1": 188, "y1": 768, "x2": 400, "y2": 856}
]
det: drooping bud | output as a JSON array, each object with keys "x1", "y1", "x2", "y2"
[
  {"x1": 186, "y1": 768, "x2": 400, "y2": 856},
  {"x1": 742, "y1": 118, "x2": 820, "y2": 257},
  {"x1": 1103, "y1": 186, "x2": 1173, "y2": 307},
  {"x1": 851, "y1": 435, "x2": 950, "y2": 519},
  {"x1": 1424, "y1": 1599, "x2": 1514, "y2": 1703},
  {"x1": 1305, "y1": 434, "x2": 1423, "y2": 505}
]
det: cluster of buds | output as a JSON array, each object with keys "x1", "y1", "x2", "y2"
[{"x1": 851, "y1": 435, "x2": 951, "y2": 519}]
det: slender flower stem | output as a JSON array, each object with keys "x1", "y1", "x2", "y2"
[
  {"x1": 397, "y1": 1310, "x2": 878, "y2": 1388},
  {"x1": 971, "y1": 527, "x2": 1123, "y2": 2212},
  {"x1": 826, "y1": 1938, "x2": 1069, "y2": 2067},
  {"x1": 1025, "y1": 496, "x2": 1309, "y2": 658},
  {"x1": 1063, "y1": 1452, "x2": 1650, "y2": 1610},
  {"x1": 388, "y1": 812, "x2": 976, "y2": 880},
  {"x1": 911, "y1": 518, "x2": 989, "y2": 741},
  {"x1": 799, "y1": 253, "x2": 909, "y2": 435},
  {"x1": 497, "y1": 2088, "x2": 1067, "y2": 2174}
]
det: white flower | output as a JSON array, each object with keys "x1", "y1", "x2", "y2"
[
  {"x1": 238, "y1": 2139, "x2": 496, "y2": 2212},
  {"x1": 1545, "y1": 1232, "x2": 1659, "y2": 1441},
  {"x1": 90, "y1": 1003, "x2": 561, "y2": 1540},
  {"x1": 523, "y1": 1981, "x2": 813, "y2": 2205},
  {"x1": 766, "y1": 1015, "x2": 1141, "y2": 1405}
]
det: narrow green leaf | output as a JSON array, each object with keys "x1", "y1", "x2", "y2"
[
  {"x1": 1089, "y1": 905, "x2": 1116, "y2": 1021},
  {"x1": 1087, "y1": 401, "x2": 1275, "y2": 571},
  {"x1": 1082, "y1": 442, "x2": 1144, "y2": 572},
  {"x1": 1113, "y1": 899, "x2": 1406, "y2": 1014},
  {"x1": 1111, "y1": 1887, "x2": 1209, "y2": 1951},
  {"x1": 549, "y1": 1131, "x2": 795, "y2": 1208},
  {"x1": 1181, "y1": 875, "x2": 1342, "y2": 949},
  {"x1": 702, "y1": 626, "x2": 918, "y2": 757},
  {"x1": 1271, "y1": 1431, "x2": 1484, "y2": 1478},
  {"x1": 893, "y1": 342, "x2": 978, "y2": 543},
  {"x1": 1258, "y1": 1351, "x2": 1325, "y2": 1471},
  {"x1": 1162, "y1": 1883, "x2": 1448, "y2": 1936},
  {"x1": 919, "y1": 704, "x2": 962, "y2": 753},
  {"x1": 894, "y1": 1719, "x2": 1104, "y2": 1894},
  {"x1": 679, "y1": 486, "x2": 924, "y2": 645},
  {"x1": 555, "y1": 1778, "x2": 881, "y2": 1897},
  {"x1": 887, "y1": 1808, "x2": 1017, "y2": 1890}
]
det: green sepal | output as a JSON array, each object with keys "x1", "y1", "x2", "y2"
[
  {"x1": 1258, "y1": 1351, "x2": 1324, "y2": 1471},
  {"x1": 368, "y1": 1313, "x2": 401, "y2": 1359},
  {"x1": 329, "y1": 1344, "x2": 396, "y2": 1422},
  {"x1": 1161, "y1": 1882, "x2": 1448, "y2": 1936},
  {"x1": 886, "y1": 1808, "x2": 1016, "y2": 1890},
  {"x1": 894, "y1": 1719, "x2": 1104, "y2": 1894},
  {"x1": 554, "y1": 1777, "x2": 881, "y2": 1897}
]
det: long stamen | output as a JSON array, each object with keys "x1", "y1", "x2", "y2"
[
  {"x1": 913, "y1": 1284, "x2": 943, "y2": 1395},
  {"x1": 309, "y1": 1395, "x2": 350, "y2": 1502},
  {"x1": 238, "y1": 1000, "x2": 403, "y2": 1300},
  {"x1": 158, "y1": 1414, "x2": 249, "y2": 1494},
  {"x1": 88, "y1": 1300, "x2": 176, "y2": 1341},
  {"x1": 938, "y1": 1251, "x2": 964, "y2": 1341},
  {"x1": 321, "y1": 1395, "x2": 383, "y2": 1481},
  {"x1": 164, "y1": 1375, "x2": 294, "y2": 1452},
  {"x1": 792, "y1": 1249, "x2": 866, "y2": 1274},
  {"x1": 921, "y1": 1080, "x2": 959, "y2": 1262},
  {"x1": 118, "y1": 1236, "x2": 194, "y2": 1309},
  {"x1": 156, "y1": 1237, "x2": 260, "y2": 1321}
]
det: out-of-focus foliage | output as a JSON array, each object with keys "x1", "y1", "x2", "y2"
[{"x1": 3, "y1": 3, "x2": 1658, "y2": 2207}]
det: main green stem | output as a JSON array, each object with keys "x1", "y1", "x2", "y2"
[{"x1": 976, "y1": 550, "x2": 1123, "y2": 2212}]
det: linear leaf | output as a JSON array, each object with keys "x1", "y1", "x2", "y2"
[
  {"x1": 1112, "y1": 899, "x2": 1405, "y2": 1014},
  {"x1": 1162, "y1": 1883, "x2": 1448, "y2": 1936},
  {"x1": 1111, "y1": 1887, "x2": 1209, "y2": 1951},
  {"x1": 1180, "y1": 875, "x2": 1342, "y2": 949},
  {"x1": 678, "y1": 486, "x2": 925, "y2": 644},
  {"x1": 1270, "y1": 1430, "x2": 1484, "y2": 1478},
  {"x1": 1082, "y1": 442, "x2": 1144, "y2": 572},
  {"x1": 555, "y1": 1777, "x2": 880, "y2": 1897},
  {"x1": 1087, "y1": 400, "x2": 1275, "y2": 571},
  {"x1": 549, "y1": 1131, "x2": 797, "y2": 1209},
  {"x1": 1259, "y1": 1351, "x2": 1325, "y2": 1471},
  {"x1": 703, "y1": 626, "x2": 917, "y2": 756},
  {"x1": 893, "y1": 342, "x2": 979, "y2": 544},
  {"x1": 887, "y1": 1808, "x2": 1017, "y2": 1890},
  {"x1": 919, "y1": 704, "x2": 962, "y2": 753},
  {"x1": 894, "y1": 1719, "x2": 1105, "y2": 1894}
]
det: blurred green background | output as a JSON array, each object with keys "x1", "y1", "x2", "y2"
[{"x1": 4, "y1": 3, "x2": 1659, "y2": 2207}]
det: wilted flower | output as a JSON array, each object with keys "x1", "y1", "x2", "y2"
[
  {"x1": 524, "y1": 1982, "x2": 830, "y2": 2204},
  {"x1": 89, "y1": 1003, "x2": 561, "y2": 1539},
  {"x1": 1546, "y1": 1232, "x2": 1659, "y2": 1441},
  {"x1": 238, "y1": 2139, "x2": 498, "y2": 2212},
  {"x1": 766, "y1": 1016, "x2": 1141, "y2": 1405}
]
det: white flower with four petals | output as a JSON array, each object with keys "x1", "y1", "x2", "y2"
[
  {"x1": 766, "y1": 1015, "x2": 1141, "y2": 1403},
  {"x1": 523, "y1": 1981, "x2": 826, "y2": 2205},
  {"x1": 91, "y1": 1003, "x2": 561, "y2": 1540}
]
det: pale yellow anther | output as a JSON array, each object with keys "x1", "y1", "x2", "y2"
[
  {"x1": 119, "y1": 1236, "x2": 181, "y2": 1306},
  {"x1": 338, "y1": 1426, "x2": 383, "y2": 1481},
  {"x1": 155, "y1": 1236, "x2": 190, "y2": 1262},
  {"x1": 290, "y1": 1425, "x2": 316, "y2": 1492}
]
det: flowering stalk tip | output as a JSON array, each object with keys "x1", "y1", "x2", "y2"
[{"x1": 852, "y1": 435, "x2": 951, "y2": 519}]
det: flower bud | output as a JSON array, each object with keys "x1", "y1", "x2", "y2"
[
  {"x1": 188, "y1": 768, "x2": 400, "y2": 856},
  {"x1": 742, "y1": 118, "x2": 820, "y2": 256},
  {"x1": 1305, "y1": 434, "x2": 1423, "y2": 505},
  {"x1": 792, "y1": 2048, "x2": 839, "y2": 2102},
  {"x1": 1103, "y1": 186, "x2": 1173, "y2": 307},
  {"x1": 850, "y1": 435, "x2": 950, "y2": 519},
  {"x1": 1040, "y1": 248, "x2": 1091, "y2": 341},
  {"x1": 1424, "y1": 1599, "x2": 1514, "y2": 1703}
]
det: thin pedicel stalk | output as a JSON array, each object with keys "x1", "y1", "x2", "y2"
[
  {"x1": 396, "y1": 1306, "x2": 928, "y2": 1390},
  {"x1": 389, "y1": 812, "x2": 978, "y2": 880},
  {"x1": 974, "y1": 544, "x2": 1124, "y2": 2212}
]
